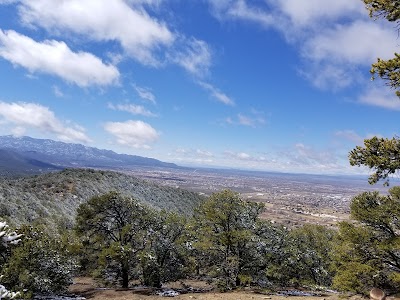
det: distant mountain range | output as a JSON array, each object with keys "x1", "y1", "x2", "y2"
[{"x1": 0, "y1": 135, "x2": 177, "y2": 175}]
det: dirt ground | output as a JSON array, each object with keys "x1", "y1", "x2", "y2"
[{"x1": 68, "y1": 277, "x2": 363, "y2": 300}]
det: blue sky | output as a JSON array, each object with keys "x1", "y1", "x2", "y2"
[{"x1": 0, "y1": 0, "x2": 398, "y2": 175}]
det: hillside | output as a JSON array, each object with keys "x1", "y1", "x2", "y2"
[
  {"x1": 0, "y1": 135, "x2": 178, "y2": 170},
  {"x1": 0, "y1": 169, "x2": 204, "y2": 227},
  {"x1": 0, "y1": 149, "x2": 61, "y2": 177}
]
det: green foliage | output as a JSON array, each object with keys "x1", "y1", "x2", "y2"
[
  {"x1": 332, "y1": 222, "x2": 378, "y2": 293},
  {"x1": 1, "y1": 225, "x2": 76, "y2": 297},
  {"x1": 351, "y1": 187, "x2": 400, "y2": 238},
  {"x1": 255, "y1": 221, "x2": 288, "y2": 287},
  {"x1": 140, "y1": 211, "x2": 188, "y2": 287},
  {"x1": 363, "y1": 0, "x2": 400, "y2": 23},
  {"x1": 333, "y1": 262, "x2": 375, "y2": 294},
  {"x1": 349, "y1": 136, "x2": 400, "y2": 186},
  {"x1": 332, "y1": 188, "x2": 400, "y2": 292},
  {"x1": 191, "y1": 190, "x2": 266, "y2": 290},
  {"x1": 76, "y1": 192, "x2": 153, "y2": 288},
  {"x1": 371, "y1": 54, "x2": 400, "y2": 97},
  {"x1": 285, "y1": 224, "x2": 336, "y2": 287},
  {"x1": 75, "y1": 192, "x2": 190, "y2": 288},
  {"x1": 351, "y1": 187, "x2": 400, "y2": 277}
]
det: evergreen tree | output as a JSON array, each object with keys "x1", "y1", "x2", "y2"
[
  {"x1": 349, "y1": 136, "x2": 400, "y2": 186},
  {"x1": 191, "y1": 190, "x2": 265, "y2": 290},
  {"x1": 332, "y1": 187, "x2": 400, "y2": 292},
  {"x1": 75, "y1": 192, "x2": 154, "y2": 288}
]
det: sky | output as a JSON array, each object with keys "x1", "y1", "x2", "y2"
[{"x1": 0, "y1": 0, "x2": 399, "y2": 175}]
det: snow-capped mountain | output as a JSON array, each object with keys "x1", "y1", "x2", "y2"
[{"x1": 0, "y1": 135, "x2": 177, "y2": 170}]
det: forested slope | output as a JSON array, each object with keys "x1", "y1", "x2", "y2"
[{"x1": 0, "y1": 168, "x2": 204, "y2": 226}]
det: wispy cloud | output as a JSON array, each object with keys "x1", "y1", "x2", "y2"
[
  {"x1": 104, "y1": 120, "x2": 159, "y2": 149},
  {"x1": 293, "y1": 143, "x2": 336, "y2": 165},
  {"x1": 208, "y1": 0, "x2": 275, "y2": 28},
  {"x1": 224, "y1": 110, "x2": 266, "y2": 127},
  {"x1": 108, "y1": 102, "x2": 157, "y2": 117},
  {"x1": 224, "y1": 150, "x2": 252, "y2": 160},
  {"x1": 169, "y1": 37, "x2": 212, "y2": 77},
  {"x1": 196, "y1": 149, "x2": 213, "y2": 157},
  {"x1": 52, "y1": 85, "x2": 64, "y2": 98},
  {"x1": 357, "y1": 85, "x2": 400, "y2": 111},
  {"x1": 0, "y1": 101, "x2": 91, "y2": 143},
  {"x1": 169, "y1": 147, "x2": 214, "y2": 164},
  {"x1": 133, "y1": 84, "x2": 156, "y2": 104},
  {"x1": 0, "y1": 30, "x2": 119, "y2": 87},
  {"x1": 198, "y1": 81, "x2": 235, "y2": 106},
  {"x1": 334, "y1": 130, "x2": 364, "y2": 145}
]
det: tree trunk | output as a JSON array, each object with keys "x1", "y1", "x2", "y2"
[
  {"x1": 235, "y1": 275, "x2": 241, "y2": 287},
  {"x1": 122, "y1": 265, "x2": 129, "y2": 288}
]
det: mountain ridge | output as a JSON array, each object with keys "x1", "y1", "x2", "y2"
[{"x1": 0, "y1": 135, "x2": 178, "y2": 173}]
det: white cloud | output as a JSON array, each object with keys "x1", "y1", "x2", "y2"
[
  {"x1": 0, "y1": 30, "x2": 119, "y2": 87},
  {"x1": 303, "y1": 20, "x2": 397, "y2": 65},
  {"x1": 175, "y1": 148, "x2": 188, "y2": 154},
  {"x1": 108, "y1": 102, "x2": 157, "y2": 117},
  {"x1": 299, "y1": 63, "x2": 358, "y2": 90},
  {"x1": 207, "y1": 0, "x2": 399, "y2": 92},
  {"x1": 196, "y1": 149, "x2": 213, "y2": 157},
  {"x1": 224, "y1": 150, "x2": 252, "y2": 160},
  {"x1": 11, "y1": 126, "x2": 26, "y2": 137},
  {"x1": 237, "y1": 114, "x2": 253, "y2": 126},
  {"x1": 208, "y1": 0, "x2": 274, "y2": 28},
  {"x1": 17, "y1": 0, "x2": 174, "y2": 66},
  {"x1": 198, "y1": 81, "x2": 235, "y2": 106},
  {"x1": 334, "y1": 130, "x2": 364, "y2": 145},
  {"x1": 15, "y1": 0, "x2": 217, "y2": 86},
  {"x1": 275, "y1": 0, "x2": 365, "y2": 27},
  {"x1": 238, "y1": 113, "x2": 265, "y2": 127},
  {"x1": 169, "y1": 37, "x2": 212, "y2": 77},
  {"x1": 224, "y1": 111, "x2": 266, "y2": 127},
  {"x1": 167, "y1": 148, "x2": 215, "y2": 165},
  {"x1": 0, "y1": 101, "x2": 91, "y2": 143},
  {"x1": 358, "y1": 85, "x2": 400, "y2": 110},
  {"x1": 299, "y1": 18, "x2": 397, "y2": 90},
  {"x1": 286, "y1": 143, "x2": 337, "y2": 166},
  {"x1": 104, "y1": 120, "x2": 159, "y2": 149},
  {"x1": 133, "y1": 84, "x2": 156, "y2": 104}
]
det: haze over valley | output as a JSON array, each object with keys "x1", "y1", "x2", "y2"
[{"x1": 0, "y1": 135, "x2": 388, "y2": 227}]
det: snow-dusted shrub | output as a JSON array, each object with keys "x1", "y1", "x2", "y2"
[
  {"x1": 0, "y1": 221, "x2": 21, "y2": 299},
  {"x1": 1, "y1": 225, "x2": 76, "y2": 297}
]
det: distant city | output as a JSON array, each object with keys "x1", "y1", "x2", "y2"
[
  {"x1": 120, "y1": 166, "x2": 389, "y2": 227},
  {"x1": 0, "y1": 135, "x2": 393, "y2": 227}
]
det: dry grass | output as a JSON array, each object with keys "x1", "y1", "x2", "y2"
[{"x1": 68, "y1": 277, "x2": 362, "y2": 300}]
